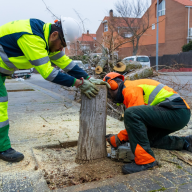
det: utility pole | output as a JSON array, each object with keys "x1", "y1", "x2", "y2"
[{"x1": 156, "y1": 0, "x2": 159, "y2": 71}]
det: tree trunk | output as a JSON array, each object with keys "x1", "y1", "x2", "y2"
[
  {"x1": 95, "y1": 57, "x2": 108, "y2": 74},
  {"x1": 113, "y1": 60, "x2": 142, "y2": 72},
  {"x1": 75, "y1": 85, "x2": 107, "y2": 164},
  {"x1": 124, "y1": 66, "x2": 153, "y2": 80}
]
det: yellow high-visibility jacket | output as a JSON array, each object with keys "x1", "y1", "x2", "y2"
[{"x1": 0, "y1": 19, "x2": 88, "y2": 86}]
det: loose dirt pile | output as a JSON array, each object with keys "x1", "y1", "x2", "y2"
[
  {"x1": 33, "y1": 147, "x2": 124, "y2": 190},
  {"x1": 33, "y1": 145, "x2": 192, "y2": 190}
]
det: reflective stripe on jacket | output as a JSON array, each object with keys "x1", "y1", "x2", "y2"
[
  {"x1": 122, "y1": 79, "x2": 190, "y2": 109},
  {"x1": 0, "y1": 19, "x2": 72, "y2": 80}
]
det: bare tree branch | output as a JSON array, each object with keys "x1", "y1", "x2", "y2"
[
  {"x1": 73, "y1": 9, "x2": 87, "y2": 33},
  {"x1": 41, "y1": 0, "x2": 59, "y2": 20}
]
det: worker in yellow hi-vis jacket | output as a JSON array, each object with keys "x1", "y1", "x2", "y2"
[{"x1": 0, "y1": 17, "x2": 110, "y2": 162}]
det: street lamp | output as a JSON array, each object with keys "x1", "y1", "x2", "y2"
[{"x1": 156, "y1": 0, "x2": 159, "y2": 71}]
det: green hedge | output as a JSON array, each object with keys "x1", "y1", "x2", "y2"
[{"x1": 182, "y1": 41, "x2": 192, "y2": 52}]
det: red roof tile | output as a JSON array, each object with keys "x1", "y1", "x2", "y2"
[
  {"x1": 174, "y1": 0, "x2": 192, "y2": 6},
  {"x1": 77, "y1": 34, "x2": 96, "y2": 41}
]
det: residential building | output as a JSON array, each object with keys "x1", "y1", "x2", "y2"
[
  {"x1": 65, "y1": 30, "x2": 97, "y2": 56},
  {"x1": 96, "y1": 0, "x2": 192, "y2": 59}
]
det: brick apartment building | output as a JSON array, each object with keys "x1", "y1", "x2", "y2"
[
  {"x1": 65, "y1": 30, "x2": 97, "y2": 56},
  {"x1": 96, "y1": 0, "x2": 192, "y2": 59}
]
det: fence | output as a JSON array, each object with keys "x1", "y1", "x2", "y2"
[{"x1": 150, "y1": 51, "x2": 192, "y2": 71}]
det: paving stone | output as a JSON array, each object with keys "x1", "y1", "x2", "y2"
[
  {"x1": 163, "y1": 188, "x2": 177, "y2": 192},
  {"x1": 174, "y1": 169, "x2": 188, "y2": 176},
  {"x1": 178, "y1": 182, "x2": 192, "y2": 191},
  {"x1": 187, "y1": 175, "x2": 192, "y2": 182},
  {"x1": 133, "y1": 185, "x2": 149, "y2": 192},
  {"x1": 167, "y1": 176, "x2": 189, "y2": 185},
  {"x1": 161, "y1": 172, "x2": 177, "y2": 178},
  {"x1": 152, "y1": 176, "x2": 175, "y2": 188},
  {"x1": 97, "y1": 185, "x2": 114, "y2": 192},
  {"x1": 183, "y1": 167, "x2": 192, "y2": 175},
  {"x1": 19, "y1": 187, "x2": 34, "y2": 192},
  {"x1": 126, "y1": 179, "x2": 142, "y2": 188},
  {"x1": 0, "y1": 171, "x2": 49, "y2": 192},
  {"x1": 160, "y1": 171, "x2": 191, "y2": 185},
  {"x1": 96, "y1": 184, "x2": 133, "y2": 192},
  {"x1": 7, "y1": 181, "x2": 17, "y2": 191},
  {"x1": 137, "y1": 178, "x2": 153, "y2": 186},
  {"x1": 113, "y1": 183, "x2": 133, "y2": 192},
  {"x1": 81, "y1": 189, "x2": 100, "y2": 192},
  {"x1": 178, "y1": 187, "x2": 192, "y2": 192},
  {"x1": 145, "y1": 183, "x2": 162, "y2": 191}
]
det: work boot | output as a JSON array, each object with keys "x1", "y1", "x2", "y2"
[
  {"x1": 0, "y1": 148, "x2": 24, "y2": 162},
  {"x1": 122, "y1": 161, "x2": 158, "y2": 174},
  {"x1": 183, "y1": 135, "x2": 192, "y2": 152}
]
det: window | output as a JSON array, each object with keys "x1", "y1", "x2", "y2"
[
  {"x1": 136, "y1": 57, "x2": 150, "y2": 62},
  {"x1": 125, "y1": 58, "x2": 135, "y2": 61},
  {"x1": 104, "y1": 23, "x2": 108, "y2": 32},
  {"x1": 93, "y1": 37, "x2": 96, "y2": 40},
  {"x1": 152, "y1": 24, "x2": 155, "y2": 30},
  {"x1": 158, "y1": 0, "x2": 165, "y2": 16},
  {"x1": 124, "y1": 32, "x2": 133, "y2": 38}
]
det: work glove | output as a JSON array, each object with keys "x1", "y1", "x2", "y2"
[
  {"x1": 105, "y1": 134, "x2": 122, "y2": 149},
  {"x1": 77, "y1": 78, "x2": 99, "y2": 99},
  {"x1": 88, "y1": 77, "x2": 111, "y2": 88}
]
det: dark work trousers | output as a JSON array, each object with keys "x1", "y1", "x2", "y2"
[{"x1": 124, "y1": 105, "x2": 191, "y2": 160}]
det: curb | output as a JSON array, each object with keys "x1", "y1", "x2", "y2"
[{"x1": 158, "y1": 72, "x2": 192, "y2": 76}]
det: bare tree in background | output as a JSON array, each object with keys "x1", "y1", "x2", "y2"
[
  {"x1": 102, "y1": 17, "x2": 126, "y2": 60},
  {"x1": 115, "y1": 0, "x2": 150, "y2": 55}
]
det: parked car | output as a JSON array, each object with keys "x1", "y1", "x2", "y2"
[
  {"x1": 12, "y1": 69, "x2": 31, "y2": 79},
  {"x1": 123, "y1": 55, "x2": 150, "y2": 67}
]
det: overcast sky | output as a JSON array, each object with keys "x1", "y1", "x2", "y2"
[{"x1": 0, "y1": 0, "x2": 151, "y2": 34}]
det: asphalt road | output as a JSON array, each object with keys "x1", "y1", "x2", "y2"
[
  {"x1": 26, "y1": 73, "x2": 77, "y2": 101},
  {"x1": 25, "y1": 73, "x2": 192, "y2": 106}
]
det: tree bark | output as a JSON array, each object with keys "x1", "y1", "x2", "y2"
[
  {"x1": 75, "y1": 85, "x2": 107, "y2": 164},
  {"x1": 124, "y1": 66, "x2": 153, "y2": 80},
  {"x1": 95, "y1": 57, "x2": 108, "y2": 74},
  {"x1": 113, "y1": 60, "x2": 142, "y2": 72}
]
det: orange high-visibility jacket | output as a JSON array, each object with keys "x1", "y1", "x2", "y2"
[{"x1": 117, "y1": 79, "x2": 190, "y2": 142}]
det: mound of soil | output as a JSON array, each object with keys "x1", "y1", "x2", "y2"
[{"x1": 33, "y1": 147, "x2": 124, "y2": 190}]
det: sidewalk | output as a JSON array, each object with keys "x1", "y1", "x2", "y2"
[
  {"x1": 0, "y1": 78, "x2": 125, "y2": 192},
  {"x1": 0, "y1": 78, "x2": 192, "y2": 192}
]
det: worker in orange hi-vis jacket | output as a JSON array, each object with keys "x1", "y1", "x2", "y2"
[{"x1": 103, "y1": 72, "x2": 191, "y2": 174}]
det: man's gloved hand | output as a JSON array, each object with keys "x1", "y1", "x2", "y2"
[
  {"x1": 77, "y1": 78, "x2": 99, "y2": 99},
  {"x1": 88, "y1": 77, "x2": 111, "y2": 88},
  {"x1": 106, "y1": 134, "x2": 121, "y2": 149}
]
